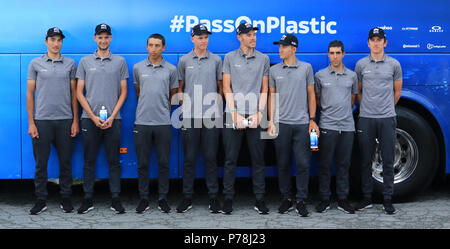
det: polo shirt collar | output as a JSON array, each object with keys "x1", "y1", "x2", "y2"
[
  {"x1": 94, "y1": 51, "x2": 112, "y2": 60},
  {"x1": 369, "y1": 54, "x2": 386, "y2": 62},
  {"x1": 238, "y1": 48, "x2": 255, "y2": 59},
  {"x1": 327, "y1": 65, "x2": 348, "y2": 75},
  {"x1": 146, "y1": 58, "x2": 166, "y2": 68},
  {"x1": 43, "y1": 53, "x2": 64, "y2": 62},
  {"x1": 282, "y1": 58, "x2": 300, "y2": 68},
  {"x1": 191, "y1": 50, "x2": 210, "y2": 59}
]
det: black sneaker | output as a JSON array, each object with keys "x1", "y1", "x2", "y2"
[
  {"x1": 383, "y1": 199, "x2": 397, "y2": 215},
  {"x1": 208, "y1": 198, "x2": 221, "y2": 213},
  {"x1": 158, "y1": 199, "x2": 171, "y2": 213},
  {"x1": 222, "y1": 199, "x2": 233, "y2": 215},
  {"x1": 136, "y1": 199, "x2": 150, "y2": 214},
  {"x1": 254, "y1": 199, "x2": 269, "y2": 215},
  {"x1": 296, "y1": 201, "x2": 309, "y2": 217},
  {"x1": 111, "y1": 198, "x2": 126, "y2": 214},
  {"x1": 176, "y1": 198, "x2": 193, "y2": 213},
  {"x1": 30, "y1": 200, "x2": 47, "y2": 215},
  {"x1": 315, "y1": 200, "x2": 331, "y2": 213},
  {"x1": 60, "y1": 198, "x2": 74, "y2": 213},
  {"x1": 278, "y1": 199, "x2": 294, "y2": 214},
  {"x1": 337, "y1": 199, "x2": 355, "y2": 214},
  {"x1": 355, "y1": 198, "x2": 373, "y2": 211},
  {"x1": 77, "y1": 198, "x2": 94, "y2": 214}
]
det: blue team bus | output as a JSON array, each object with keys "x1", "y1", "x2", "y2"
[{"x1": 0, "y1": 0, "x2": 448, "y2": 199}]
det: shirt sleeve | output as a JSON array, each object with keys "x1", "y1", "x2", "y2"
[
  {"x1": 222, "y1": 54, "x2": 231, "y2": 75},
  {"x1": 263, "y1": 55, "x2": 270, "y2": 76},
  {"x1": 133, "y1": 65, "x2": 139, "y2": 86},
  {"x1": 27, "y1": 61, "x2": 37, "y2": 81},
  {"x1": 314, "y1": 73, "x2": 321, "y2": 95},
  {"x1": 75, "y1": 59, "x2": 86, "y2": 80},
  {"x1": 70, "y1": 61, "x2": 77, "y2": 81},
  {"x1": 170, "y1": 67, "x2": 179, "y2": 90},
  {"x1": 354, "y1": 61, "x2": 363, "y2": 83},
  {"x1": 216, "y1": 57, "x2": 223, "y2": 81},
  {"x1": 120, "y1": 59, "x2": 129, "y2": 80},
  {"x1": 177, "y1": 57, "x2": 185, "y2": 82},
  {"x1": 352, "y1": 73, "x2": 359, "y2": 94},
  {"x1": 393, "y1": 61, "x2": 402, "y2": 82},
  {"x1": 269, "y1": 66, "x2": 276, "y2": 89},
  {"x1": 306, "y1": 64, "x2": 314, "y2": 86}
]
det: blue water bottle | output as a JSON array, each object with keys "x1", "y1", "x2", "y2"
[
  {"x1": 99, "y1": 106, "x2": 108, "y2": 121},
  {"x1": 310, "y1": 129, "x2": 319, "y2": 151}
]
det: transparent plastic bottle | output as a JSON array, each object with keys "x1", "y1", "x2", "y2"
[
  {"x1": 99, "y1": 106, "x2": 108, "y2": 121},
  {"x1": 310, "y1": 129, "x2": 319, "y2": 151}
]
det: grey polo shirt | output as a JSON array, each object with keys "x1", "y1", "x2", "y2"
[
  {"x1": 133, "y1": 58, "x2": 178, "y2": 126},
  {"x1": 355, "y1": 54, "x2": 402, "y2": 118},
  {"x1": 177, "y1": 50, "x2": 223, "y2": 119},
  {"x1": 76, "y1": 52, "x2": 129, "y2": 120},
  {"x1": 27, "y1": 54, "x2": 77, "y2": 120},
  {"x1": 269, "y1": 59, "x2": 314, "y2": 125},
  {"x1": 223, "y1": 49, "x2": 270, "y2": 115},
  {"x1": 315, "y1": 66, "x2": 358, "y2": 131}
]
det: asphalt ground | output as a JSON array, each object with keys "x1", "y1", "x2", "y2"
[{"x1": 0, "y1": 176, "x2": 449, "y2": 230}]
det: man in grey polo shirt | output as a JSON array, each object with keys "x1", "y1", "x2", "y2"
[
  {"x1": 176, "y1": 24, "x2": 223, "y2": 213},
  {"x1": 314, "y1": 40, "x2": 358, "y2": 214},
  {"x1": 222, "y1": 22, "x2": 270, "y2": 215},
  {"x1": 27, "y1": 27, "x2": 78, "y2": 215},
  {"x1": 354, "y1": 27, "x2": 402, "y2": 215},
  {"x1": 76, "y1": 24, "x2": 129, "y2": 214},
  {"x1": 267, "y1": 34, "x2": 318, "y2": 217},
  {"x1": 134, "y1": 33, "x2": 178, "y2": 214}
]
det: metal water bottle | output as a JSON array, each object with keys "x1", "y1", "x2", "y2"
[
  {"x1": 99, "y1": 106, "x2": 108, "y2": 121},
  {"x1": 310, "y1": 129, "x2": 319, "y2": 151}
]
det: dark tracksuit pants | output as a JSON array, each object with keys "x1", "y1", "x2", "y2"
[
  {"x1": 222, "y1": 113, "x2": 266, "y2": 201},
  {"x1": 81, "y1": 118, "x2": 122, "y2": 199},
  {"x1": 33, "y1": 119, "x2": 73, "y2": 200},
  {"x1": 274, "y1": 123, "x2": 311, "y2": 202},
  {"x1": 181, "y1": 118, "x2": 220, "y2": 199},
  {"x1": 318, "y1": 128, "x2": 354, "y2": 201},
  {"x1": 357, "y1": 117, "x2": 397, "y2": 200},
  {"x1": 134, "y1": 125, "x2": 172, "y2": 200}
]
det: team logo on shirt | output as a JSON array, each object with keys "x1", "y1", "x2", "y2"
[
  {"x1": 234, "y1": 64, "x2": 242, "y2": 67},
  {"x1": 186, "y1": 66, "x2": 194, "y2": 69},
  {"x1": 89, "y1": 68, "x2": 97, "y2": 71},
  {"x1": 276, "y1": 76, "x2": 284, "y2": 80}
]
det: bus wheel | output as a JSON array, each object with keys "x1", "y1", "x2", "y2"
[{"x1": 371, "y1": 106, "x2": 439, "y2": 199}]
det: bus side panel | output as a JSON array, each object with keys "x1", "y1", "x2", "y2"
[{"x1": 0, "y1": 55, "x2": 21, "y2": 179}]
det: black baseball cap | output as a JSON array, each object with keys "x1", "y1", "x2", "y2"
[
  {"x1": 95, "y1": 23, "x2": 112, "y2": 35},
  {"x1": 46, "y1": 27, "x2": 65, "y2": 39},
  {"x1": 273, "y1": 34, "x2": 298, "y2": 48},
  {"x1": 191, "y1": 24, "x2": 212, "y2": 36},
  {"x1": 368, "y1": 27, "x2": 386, "y2": 39},
  {"x1": 236, "y1": 22, "x2": 258, "y2": 35}
]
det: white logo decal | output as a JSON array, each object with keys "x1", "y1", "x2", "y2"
[
  {"x1": 378, "y1": 25, "x2": 392, "y2": 30},
  {"x1": 429, "y1": 26, "x2": 444, "y2": 33},
  {"x1": 427, "y1": 43, "x2": 447, "y2": 49},
  {"x1": 403, "y1": 44, "x2": 420, "y2": 48},
  {"x1": 402, "y1": 27, "x2": 418, "y2": 31}
]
